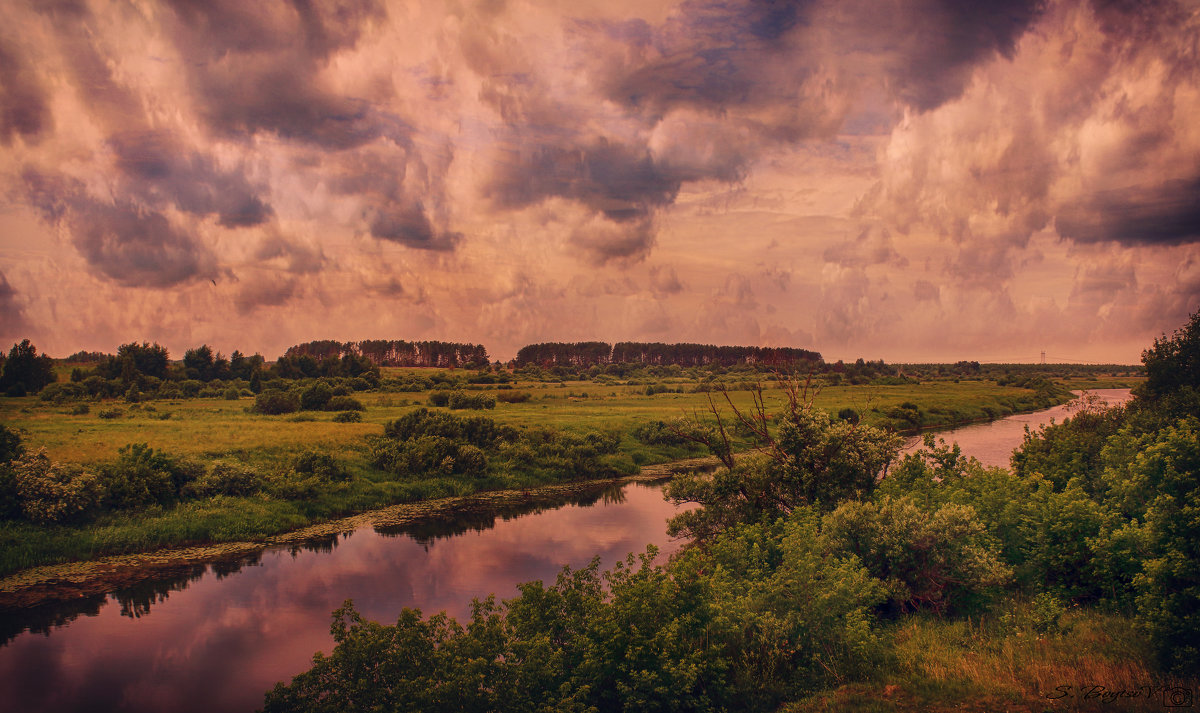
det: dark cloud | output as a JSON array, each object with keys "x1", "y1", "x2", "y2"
[
  {"x1": 870, "y1": 0, "x2": 1047, "y2": 111},
  {"x1": 30, "y1": 4, "x2": 275, "y2": 229},
  {"x1": 108, "y1": 130, "x2": 273, "y2": 227},
  {"x1": 254, "y1": 236, "x2": 325, "y2": 274},
  {"x1": 369, "y1": 203, "x2": 462, "y2": 251},
  {"x1": 23, "y1": 170, "x2": 217, "y2": 288},
  {"x1": 329, "y1": 149, "x2": 461, "y2": 251},
  {"x1": 490, "y1": 140, "x2": 683, "y2": 223},
  {"x1": 234, "y1": 275, "x2": 298, "y2": 313},
  {"x1": 165, "y1": 0, "x2": 404, "y2": 150},
  {"x1": 569, "y1": 216, "x2": 657, "y2": 264},
  {"x1": 0, "y1": 271, "x2": 29, "y2": 336},
  {"x1": 596, "y1": 0, "x2": 821, "y2": 120},
  {"x1": 0, "y1": 35, "x2": 50, "y2": 144},
  {"x1": 599, "y1": 0, "x2": 1045, "y2": 124},
  {"x1": 70, "y1": 200, "x2": 216, "y2": 288},
  {"x1": 1056, "y1": 178, "x2": 1200, "y2": 246}
]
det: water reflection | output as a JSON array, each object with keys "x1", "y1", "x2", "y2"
[
  {"x1": 0, "y1": 481, "x2": 689, "y2": 713},
  {"x1": 375, "y1": 481, "x2": 630, "y2": 543},
  {"x1": 0, "y1": 393, "x2": 1133, "y2": 713},
  {"x1": 900, "y1": 388, "x2": 1133, "y2": 468}
]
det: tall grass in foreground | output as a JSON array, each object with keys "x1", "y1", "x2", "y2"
[{"x1": 787, "y1": 598, "x2": 1198, "y2": 712}]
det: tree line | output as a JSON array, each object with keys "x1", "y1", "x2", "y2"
[
  {"x1": 284, "y1": 340, "x2": 489, "y2": 369},
  {"x1": 515, "y1": 341, "x2": 822, "y2": 368}
]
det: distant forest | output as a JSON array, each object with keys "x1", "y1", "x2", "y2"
[
  {"x1": 284, "y1": 340, "x2": 489, "y2": 368},
  {"x1": 515, "y1": 341, "x2": 822, "y2": 367}
]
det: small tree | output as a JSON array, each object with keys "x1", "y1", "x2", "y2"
[
  {"x1": 665, "y1": 376, "x2": 901, "y2": 543},
  {"x1": 0, "y1": 339, "x2": 56, "y2": 396}
]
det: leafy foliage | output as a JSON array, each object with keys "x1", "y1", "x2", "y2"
[
  {"x1": 265, "y1": 516, "x2": 886, "y2": 713},
  {"x1": 0, "y1": 339, "x2": 56, "y2": 396}
]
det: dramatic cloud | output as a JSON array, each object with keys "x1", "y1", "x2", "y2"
[
  {"x1": 0, "y1": 271, "x2": 29, "y2": 338},
  {"x1": 0, "y1": 35, "x2": 50, "y2": 144},
  {"x1": 1057, "y1": 178, "x2": 1200, "y2": 246},
  {"x1": 0, "y1": 0, "x2": 1197, "y2": 362}
]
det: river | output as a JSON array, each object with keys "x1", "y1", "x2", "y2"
[{"x1": 0, "y1": 388, "x2": 1132, "y2": 713}]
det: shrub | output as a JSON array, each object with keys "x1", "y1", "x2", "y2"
[
  {"x1": 290, "y1": 451, "x2": 350, "y2": 482},
  {"x1": 96, "y1": 443, "x2": 184, "y2": 510},
  {"x1": 185, "y1": 462, "x2": 260, "y2": 497},
  {"x1": 427, "y1": 390, "x2": 451, "y2": 407},
  {"x1": 254, "y1": 389, "x2": 301, "y2": 415},
  {"x1": 332, "y1": 411, "x2": 362, "y2": 423},
  {"x1": 0, "y1": 424, "x2": 22, "y2": 462},
  {"x1": 38, "y1": 382, "x2": 87, "y2": 404},
  {"x1": 371, "y1": 435, "x2": 489, "y2": 478},
  {"x1": 448, "y1": 391, "x2": 496, "y2": 410},
  {"x1": 632, "y1": 419, "x2": 690, "y2": 446},
  {"x1": 819, "y1": 496, "x2": 1011, "y2": 614},
  {"x1": 301, "y1": 381, "x2": 334, "y2": 411},
  {"x1": 71, "y1": 403, "x2": 90, "y2": 415},
  {"x1": 383, "y1": 408, "x2": 517, "y2": 448},
  {"x1": 2, "y1": 449, "x2": 100, "y2": 523},
  {"x1": 97, "y1": 408, "x2": 124, "y2": 419},
  {"x1": 326, "y1": 395, "x2": 365, "y2": 412},
  {"x1": 223, "y1": 387, "x2": 241, "y2": 400},
  {"x1": 836, "y1": 407, "x2": 860, "y2": 424}
]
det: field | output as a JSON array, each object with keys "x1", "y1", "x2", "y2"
[
  {"x1": 3, "y1": 369, "x2": 1139, "y2": 465},
  {"x1": 0, "y1": 367, "x2": 1140, "y2": 577}
]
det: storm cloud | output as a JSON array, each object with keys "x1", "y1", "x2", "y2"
[
  {"x1": 0, "y1": 0, "x2": 1197, "y2": 362},
  {"x1": 0, "y1": 35, "x2": 50, "y2": 144},
  {"x1": 1057, "y1": 178, "x2": 1200, "y2": 246}
]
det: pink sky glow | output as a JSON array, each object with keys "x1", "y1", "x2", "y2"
[{"x1": 1, "y1": 0, "x2": 1198, "y2": 363}]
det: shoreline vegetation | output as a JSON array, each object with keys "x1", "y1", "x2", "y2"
[
  {"x1": 258, "y1": 314, "x2": 1197, "y2": 712},
  {"x1": 0, "y1": 350, "x2": 1124, "y2": 580},
  {"x1": 3, "y1": 326, "x2": 1193, "y2": 711},
  {"x1": 0, "y1": 456, "x2": 720, "y2": 611}
]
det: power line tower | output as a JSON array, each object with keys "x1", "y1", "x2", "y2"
[{"x1": 1040, "y1": 350, "x2": 1046, "y2": 364}]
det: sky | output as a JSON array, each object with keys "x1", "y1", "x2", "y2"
[{"x1": 1, "y1": 0, "x2": 1198, "y2": 364}]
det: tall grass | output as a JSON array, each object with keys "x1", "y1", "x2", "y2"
[{"x1": 786, "y1": 598, "x2": 1197, "y2": 712}]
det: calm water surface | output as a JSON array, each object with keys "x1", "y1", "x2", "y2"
[
  {"x1": 0, "y1": 388, "x2": 1132, "y2": 712},
  {"x1": 901, "y1": 388, "x2": 1133, "y2": 468}
]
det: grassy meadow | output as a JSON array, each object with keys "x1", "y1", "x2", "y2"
[{"x1": 0, "y1": 366, "x2": 1138, "y2": 577}]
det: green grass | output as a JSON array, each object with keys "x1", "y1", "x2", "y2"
[
  {"x1": 784, "y1": 598, "x2": 1194, "y2": 712},
  {"x1": 0, "y1": 374, "x2": 1133, "y2": 575}
]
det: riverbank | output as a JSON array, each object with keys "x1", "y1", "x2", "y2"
[{"x1": 0, "y1": 456, "x2": 720, "y2": 611}]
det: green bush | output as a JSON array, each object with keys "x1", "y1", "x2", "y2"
[
  {"x1": 632, "y1": 419, "x2": 690, "y2": 446},
  {"x1": 332, "y1": 410, "x2": 362, "y2": 423},
  {"x1": 0, "y1": 424, "x2": 22, "y2": 462},
  {"x1": 290, "y1": 451, "x2": 350, "y2": 482},
  {"x1": 820, "y1": 496, "x2": 1011, "y2": 614},
  {"x1": 71, "y1": 403, "x2": 90, "y2": 415},
  {"x1": 254, "y1": 389, "x2": 301, "y2": 415},
  {"x1": 184, "y1": 461, "x2": 260, "y2": 497},
  {"x1": 223, "y1": 387, "x2": 241, "y2": 400},
  {"x1": 448, "y1": 391, "x2": 496, "y2": 410},
  {"x1": 97, "y1": 443, "x2": 187, "y2": 510},
  {"x1": 300, "y1": 381, "x2": 334, "y2": 411},
  {"x1": 97, "y1": 408, "x2": 124, "y2": 419},
  {"x1": 427, "y1": 390, "x2": 451, "y2": 407},
  {"x1": 2, "y1": 449, "x2": 99, "y2": 523},
  {"x1": 264, "y1": 514, "x2": 888, "y2": 713},
  {"x1": 325, "y1": 395, "x2": 364, "y2": 412}
]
